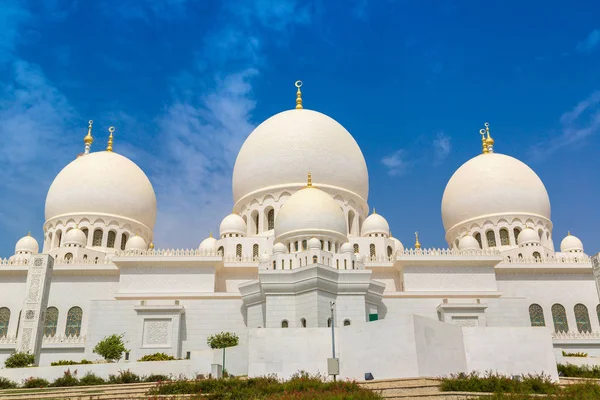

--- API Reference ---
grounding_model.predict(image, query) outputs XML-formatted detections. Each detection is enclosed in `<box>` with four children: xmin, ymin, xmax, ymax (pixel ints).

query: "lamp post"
<box><xmin>330</xmin><ymin>301</ymin><xmax>336</xmax><ymax>381</ymax></box>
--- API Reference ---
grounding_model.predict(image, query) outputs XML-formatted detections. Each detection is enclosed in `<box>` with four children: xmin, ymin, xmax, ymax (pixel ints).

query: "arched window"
<box><xmin>0</xmin><ymin>308</ymin><xmax>10</xmax><ymax>337</ymax></box>
<box><xmin>533</xmin><ymin>252</ymin><xmax>541</xmax><ymax>260</ymax></box>
<box><xmin>281</xmin><ymin>259</ymin><xmax>284</xmax><ymax>269</ymax></box>
<box><xmin>513</xmin><ymin>227</ymin><xmax>521</xmax><ymax>243</ymax></box>
<box><xmin>56</xmin><ymin>230</ymin><xmax>62</xmax><ymax>247</ymax></box>
<box><xmin>65</xmin><ymin>306</ymin><xmax>83</xmax><ymax>337</ymax></box>
<box><xmin>518</xmin><ymin>253</ymin><xmax>523</xmax><ymax>259</ymax></box>
<box><xmin>528</xmin><ymin>304</ymin><xmax>545</xmax><ymax>327</ymax></box>
<box><xmin>327</xmin><ymin>317</ymin><xmax>332</xmax><ymax>327</ymax></box>
<box><xmin>328</xmin><ymin>242</ymin><xmax>332</xmax><ymax>251</ymax></box>
<box><xmin>300</xmin><ymin>318</ymin><xmax>306</xmax><ymax>328</ymax></box>
<box><xmin>486</xmin><ymin>230</ymin><xmax>496</xmax><ymax>247</ymax></box>
<box><xmin>474</xmin><ymin>233</ymin><xmax>482</xmax><ymax>249</ymax></box>
<box><xmin>44</xmin><ymin>307</ymin><xmax>59</xmax><ymax>337</ymax></box>
<box><xmin>348</xmin><ymin>210</ymin><xmax>355</xmax><ymax>235</ymax></box>
<box><xmin>253</xmin><ymin>244</ymin><xmax>259</xmax><ymax>258</ymax></box>
<box><xmin>253</xmin><ymin>212</ymin><xmax>259</xmax><ymax>234</ymax></box>
<box><xmin>455</xmin><ymin>239</ymin><xmax>459</xmax><ymax>248</ymax></box>
<box><xmin>294</xmin><ymin>242</ymin><xmax>299</xmax><ymax>252</ymax></box>
<box><xmin>596</xmin><ymin>304</ymin><xmax>600</xmax><ymax>326</ymax></box>
<box><xmin>551</xmin><ymin>304</ymin><xmax>569</xmax><ymax>333</ymax></box>
<box><xmin>344</xmin><ymin>259</ymin><xmax>347</xmax><ymax>269</ymax></box>
<box><xmin>83</xmin><ymin>254</ymin><xmax>88</xmax><ymax>260</ymax></box>
<box><xmin>92</xmin><ymin>229</ymin><xmax>103</xmax><ymax>246</ymax></box>
<box><xmin>272</xmin><ymin>261</ymin><xmax>276</xmax><ymax>270</ymax></box>
<box><xmin>344</xmin><ymin>319</ymin><xmax>351</xmax><ymax>326</ymax></box>
<box><xmin>65</xmin><ymin>253</ymin><xmax>73</xmax><ymax>261</ymax></box>
<box><xmin>538</xmin><ymin>229</ymin><xmax>543</xmax><ymax>240</ymax></box>
<box><xmin>81</xmin><ymin>228</ymin><xmax>89</xmax><ymax>240</ymax></box>
<box><xmin>575</xmin><ymin>304</ymin><xmax>592</xmax><ymax>333</ymax></box>
<box><xmin>369</xmin><ymin>244</ymin><xmax>376</xmax><ymax>258</ymax></box>
<box><xmin>281</xmin><ymin>320</ymin><xmax>288</xmax><ymax>328</ymax></box>
<box><xmin>236</xmin><ymin>244</ymin><xmax>242</xmax><ymax>258</ymax></box>
<box><xmin>336</xmin><ymin>259</ymin><xmax>339</xmax><ymax>269</ymax></box>
<box><xmin>302</xmin><ymin>240</ymin><xmax>307</xmax><ymax>251</ymax></box>
<box><xmin>499</xmin><ymin>229</ymin><xmax>509</xmax><ymax>246</ymax></box>
<box><xmin>312</xmin><ymin>255</ymin><xmax>318</xmax><ymax>264</ymax></box>
<box><xmin>107</xmin><ymin>231</ymin><xmax>116</xmax><ymax>248</ymax></box>
<box><xmin>267</xmin><ymin>209</ymin><xmax>275</xmax><ymax>230</ymax></box>
<box><xmin>120</xmin><ymin>233</ymin><xmax>128</xmax><ymax>250</ymax></box>
<box><xmin>353</xmin><ymin>244</ymin><xmax>359</xmax><ymax>254</ymax></box>
<box><xmin>320</xmin><ymin>240</ymin><xmax>324</xmax><ymax>250</ymax></box>
<box><xmin>387</xmin><ymin>246</ymin><xmax>393</xmax><ymax>257</ymax></box>
<box><xmin>289</xmin><ymin>260</ymin><xmax>292</xmax><ymax>269</ymax></box>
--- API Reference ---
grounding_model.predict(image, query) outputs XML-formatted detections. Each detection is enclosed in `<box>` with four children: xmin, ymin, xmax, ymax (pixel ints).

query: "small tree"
<box><xmin>4</xmin><ymin>351</ymin><xmax>35</xmax><ymax>368</ymax></box>
<box><xmin>207</xmin><ymin>332</ymin><xmax>239</xmax><ymax>376</ymax></box>
<box><xmin>93</xmin><ymin>334</ymin><xmax>129</xmax><ymax>362</ymax></box>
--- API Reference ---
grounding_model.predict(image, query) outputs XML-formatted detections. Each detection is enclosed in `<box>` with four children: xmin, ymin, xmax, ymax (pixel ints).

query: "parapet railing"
<box><xmin>552</xmin><ymin>331</ymin><xmax>600</xmax><ymax>340</ymax></box>
<box><xmin>0</xmin><ymin>335</ymin><xmax>86</xmax><ymax>345</ymax></box>
<box><xmin>399</xmin><ymin>248</ymin><xmax>501</xmax><ymax>257</ymax></box>
<box><xmin>501</xmin><ymin>255</ymin><xmax>590</xmax><ymax>264</ymax></box>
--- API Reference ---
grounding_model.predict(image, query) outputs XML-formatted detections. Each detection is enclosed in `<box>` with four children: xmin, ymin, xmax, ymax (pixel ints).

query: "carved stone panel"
<box><xmin>143</xmin><ymin>319</ymin><xmax>171</xmax><ymax>347</ymax></box>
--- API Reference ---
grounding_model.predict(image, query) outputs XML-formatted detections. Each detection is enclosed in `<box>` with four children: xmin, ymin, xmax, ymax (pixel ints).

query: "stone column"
<box><xmin>15</xmin><ymin>254</ymin><xmax>54</xmax><ymax>366</ymax></box>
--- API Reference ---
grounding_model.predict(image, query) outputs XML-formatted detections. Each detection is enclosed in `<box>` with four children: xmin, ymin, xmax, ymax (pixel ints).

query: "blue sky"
<box><xmin>1</xmin><ymin>0</ymin><xmax>600</xmax><ymax>256</ymax></box>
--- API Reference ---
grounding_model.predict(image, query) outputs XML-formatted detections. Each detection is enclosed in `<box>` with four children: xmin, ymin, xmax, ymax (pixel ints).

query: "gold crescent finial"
<box><xmin>373</xmin><ymin>208</ymin><xmax>377</xmax><ymax>214</ymax></box>
<box><xmin>484</xmin><ymin>122</ymin><xmax>494</xmax><ymax>153</ymax></box>
<box><xmin>479</xmin><ymin>128</ymin><xmax>488</xmax><ymax>154</ymax></box>
<box><xmin>209</xmin><ymin>231</ymin><xmax>213</xmax><ymax>238</ymax></box>
<box><xmin>568</xmin><ymin>231</ymin><xmax>571</xmax><ymax>236</ymax></box>
<box><xmin>84</xmin><ymin>120</ymin><xmax>94</xmax><ymax>147</ymax></box>
<box><xmin>295</xmin><ymin>80</ymin><xmax>303</xmax><ymax>109</ymax></box>
<box><xmin>414</xmin><ymin>231</ymin><xmax>421</xmax><ymax>249</ymax></box>
<box><xmin>306</xmin><ymin>171</ymin><xmax>313</xmax><ymax>187</ymax></box>
<box><xmin>107</xmin><ymin>126</ymin><xmax>115</xmax><ymax>152</ymax></box>
<box><xmin>27</xmin><ymin>231</ymin><xmax>31</xmax><ymax>237</ymax></box>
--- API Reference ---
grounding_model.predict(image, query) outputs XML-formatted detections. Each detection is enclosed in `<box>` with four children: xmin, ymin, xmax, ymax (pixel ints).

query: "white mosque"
<box><xmin>0</xmin><ymin>82</ymin><xmax>599</xmax><ymax>380</ymax></box>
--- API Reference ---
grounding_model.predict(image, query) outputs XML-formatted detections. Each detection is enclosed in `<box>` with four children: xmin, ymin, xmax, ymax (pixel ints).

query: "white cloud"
<box><xmin>576</xmin><ymin>29</ymin><xmax>600</xmax><ymax>54</ymax></box>
<box><xmin>381</xmin><ymin>149</ymin><xmax>411</xmax><ymax>177</ymax></box>
<box><xmin>530</xmin><ymin>91</ymin><xmax>600</xmax><ymax>161</ymax></box>
<box><xmin>433</xmin><ymin>132</ymin><xmax>451</xmax><ymax>165</ymax></box>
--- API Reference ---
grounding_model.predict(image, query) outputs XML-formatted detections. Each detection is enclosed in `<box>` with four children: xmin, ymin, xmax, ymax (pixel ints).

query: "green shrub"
<box><xmin>4</xmin><ymin>351</ymin><xmax>35</xmax><ymax>368</ymax></box>
<box><xmin>79</xmin><ymin>372</ymin><xmax>105</xmax><ymax>386</ymax></box>
<box><xmin>50</xmin><ymin>359</ymin><xmax>93</xmax><ymax>366</ymax></box>
<box><xmin>144</xmin><ymin>374</ymin><xmax>171</xmax><ymax>382</ymax></box>
<box><xmin>440</xmin><ymin>371</ymin><xmax>557</xmax><ymax>394</ymax></box>
<box><xmin>93</xmin><ymin>334</ymin><xmax>129</xmax><ymax>362</ymax></box>
<box><xmin>108</xmin><ymin>369</ymin><xmax>141</xmax><ymax>384</ymax></box>
<box><xmin>51</xmin><ymin>370</ymin><xmax>80</xmax><ymax>387</ymax></box>
<box><xmin>562</xmin><ymin>351</ymin><xmax>588</xmax><ymax>357</ymax></box>
<box><xmin>557</xmin><ymin>363</ymin><xmax>600</xmax><ymax>378</ymax></box>
<box><xmin>0</xmin><ymin>377</ymin><xmax>17</xmax><ymax>389</ymax></box>
<box><xmin>22</xmin><ymin>377</ymin><xmax>50</xmax><ymax>388</ymax></box>
<box><xmin>138</xmin><ymin>352</ymin><xmax>176</xmax><ymax>362</ymax></box>
<box><xmin>476</xmin><ymin>382</ymin><xmax>600</xmax><ymax>399</ymax></box>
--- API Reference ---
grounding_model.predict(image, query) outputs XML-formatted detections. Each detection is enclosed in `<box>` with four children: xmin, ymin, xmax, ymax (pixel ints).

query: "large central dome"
<box><xmin>232</xmin><ymin>109</ymin><xmax>369</xmax><ymax>205</ymax></box>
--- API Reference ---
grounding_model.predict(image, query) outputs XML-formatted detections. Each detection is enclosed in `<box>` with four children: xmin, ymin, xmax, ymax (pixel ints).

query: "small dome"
<box><xmin>125</xmin><ymin>235</ymin><xmax>148</xmax><ymax>250</ymax></box>
<box><xmin>308</xmin><ymin>238</ymin><xmax>321</xmax><ymax>249</ymax></box>
<box><xmin>340</xmin><ymin>242</ymin><xmax>353</xmax><ymax>254</ymax></box>
<box><xmin>259</xmin><ymin>251</ymin><xmax>271</xmax><ymax>262</ymax></box>
<box><xmin>518</xmin><ymin>228</ymin><xmax>540</xmax><ymax>246</ymax></box>
<box><xmin>63</xmin><ymin>227</ymin><xmax>87</xmax><ymax>247</ymax></box>
<box><xmin>219</xmin><ymin>214</ymin><xmax>246</xmax><ymax>237</ymax></box>
<box><xmin>561</xmin><ymin>233</ymin><xmax>584</xmax><ymax>253</ymax></box>
<box><xmin>458</xmin><ymin>235</ymin><xmax>480</xmax><ymax>250</ymax></box>
<box><xmin>199</xmin><ymin>236</ymin><xmax>217</xmax><ymax>252</ymax></box>
<box><xmin>274</xmin><ymin>185</ymin><xmax>347</xmax><ymax>242</ymax></box>
<box><xmin>15</xmin><ymin>235</ymin><xmax>39</xmax><ymax>254</ymax></box>
<box><xmin>362</xmin><ymin>212</ymin><xmax>390</xmax><ymax>237</ymax></box>
<box><xmin>273</xmin><ymin>242</ymin><xmax>287</xmax><ymax>254</ymax></box>
<box><xmin>391</xmin><ymin>237</ymin><xmax>404</xmax><ymax>253</ymax></box>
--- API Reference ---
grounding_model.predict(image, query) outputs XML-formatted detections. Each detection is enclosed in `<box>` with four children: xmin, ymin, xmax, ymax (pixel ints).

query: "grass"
<box><xmin>557</xmin><ymin>363</ymin><xmax>600</xmax><ymax>378</ymax></box>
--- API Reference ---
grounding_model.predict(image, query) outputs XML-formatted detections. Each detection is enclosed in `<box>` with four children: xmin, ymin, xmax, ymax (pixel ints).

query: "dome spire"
<box><xmin>414</xmin><ymin>231</ymin><xmax>421</xmax><ymax>249</ymax></box>
<box><xmin>479</xmin><ymin>122</ymin><xmax>494</xmax><ymax>154</ymax></box>
<box><xmin>106</xmin><ymin>126</ymin><xmax>115</xmax><ymax>152</ymax></box>
<box><xmin>84</xmin><ymin>120</ymin><xmax>94</xmax><ymax>154</ymax></box>
<box><xmin>295</xmin><ymin>80</ymin><xmax>303</xmax><ymax>109</ymax></box>
<box><xmin>306</xmin><ymin>171</ymin><xmax>313</xmax><ymax>187</ymax></box>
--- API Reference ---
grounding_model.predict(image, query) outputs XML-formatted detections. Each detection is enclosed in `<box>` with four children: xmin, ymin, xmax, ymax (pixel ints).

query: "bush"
<box><xmin>79</xmin><ymin>372</ymin><xmax>105</xmax><ymax>386</ymax></box>
<box><xmin>50</xmin><ymin>359</ymin><xmax>93</xmax><ymax>366</ymax></box>
<box><xmin>557</xmin><ymin>363</ymin><xmax>600</xmax><ymax>378</ymax></box>
<box><xmin>561</xmin><ymin>351</ymin><xmax>588</xmax><ymax>357</ymax></box>
<box><xmin>138</xmin><ymin>352</ymin><xmax>176</xmax><ymax>362</ymax></box>
<box><xmin>144</xmin><ymin>374</ymin><xmax>171</xmax><ymax>382</ymax></box>
<box><xmin>51</xmin><ymin>370</ymin><xmax>80</xmax><ymax>387</ymax></box>
<box><xmin>4</xmin><ymin>351</ymin><xmax>35</xmax><ymax>368</ymax></box>
<box><xmin>108</xmin><ymin>370</ymin><xmax>141</xmax><ymax>384</ymax></box>
<box><xmin>477</xmin><ymin>382</ymin><xmax>600</xmax><ymax>399</ymax></box>
<box><xmin>22</xmin><ymin>377</ymin><xmax>50</xmax><ymax>388</ymax></box>
<box><xmin>0</xmin><ymin>377</ymin><xmax>17</xmax><ymax>389</ymax></box>
<box><xmin>93</xmin><ymin>334</ymin><xmax>129</xmax><ymax>362</ymax></box>
<box><xmin>440</xmin><ymin>371</ymin><xmax>557</xmax><ymax>394</ymax></box>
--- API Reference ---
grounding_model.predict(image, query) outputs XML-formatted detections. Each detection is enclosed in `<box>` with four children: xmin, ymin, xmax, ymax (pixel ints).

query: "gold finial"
<box><xmin>480</xmin><ymin>122</ymin><xmax>494</xmax><ymax>154</ymax></box>
<box><xmin>568</xmin><ymin>231</ymin><xmax>571</xmax><ymax>236</ymax></box>
<box><xmin>479</xmin><ymin>127</ymin><xmax>488</xmax><ymax>154</ymax></box>
<box><xmin>107</xmin><ymin>126</ymin><xmax>115</xmax><ymax>152</ymax></box>
<box><xmin>209</xmin><ymin>231</ymin><xmax>213</xmax><ymax>238</ymax></box>
<box><xmin>306</xmin><ymin>171</ymin><xmax>313</xmax><ymax>188</ymax></box>
<box><xmin>373</xmin><ymin>208</ymin><xmax>377</xmax><ymax>214</ymax></box>
<box><xmin>27</xmin><ymin>231</ymin><xmax>31</xmax><ymax>237</ymax></box>
<box><xmin>295</xmin><ymin>80</ymin><xmax>303</xmax><ymax>109</ymax></box>
<box><xmin>414</xmin><ymin>231</ymin><xmax>421</xmax><ymax>249</ymax></box>
<box><xmin>84</xmin><ymin>120</ymin><xmax>94</xmax><ymax>154</ymax></box>
<box><xmin>149</xmin><ymin>242</ymin><xmax>155</xmax><ymax>249</ymax></box>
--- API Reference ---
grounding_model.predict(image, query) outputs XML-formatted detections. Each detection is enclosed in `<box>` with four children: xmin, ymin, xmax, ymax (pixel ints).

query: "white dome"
<box><xmin>199</xmin><ymin>236</ymin><xmax>217</xmax><ymax>252</ymax></box>
<box><xmin>219</xmin><ymin>214</ymin><xmax>246</xmax><ymax>237</ymax></box>
<box><xmin>340</xmin><ymin>242</ymin><xmax>353</xmax><ymax>254</ymax></box>
<box><xmin>273</xmin><ymin>242</ymin><xmax>287</xmax><ymax>254</ymax></box>
<box><xmin>441</xmin><ymin>153</ymin><xmax>551</xmax><ymax>232</ymax></box>
<box><xmin>232</xmin><ymin>109</ymin><xmax>369</xmax><ymax>204</ymax></box>
<box><xmin>274</xmin><ymin>186</ymin><xmax>347</xmax><ymax>242</ymax></box>
<box><xmin>63</xmin><ymin>228</ymin><xmax>87</xmax><ymax>247</ymax></box>
<box><xmin>45</xmin><ymin>152</ymin><xmax>157</xmax><ymax>229</ymax></box>
<box><xmin>561</xmin><ymin>233</ymin><xmax>584</xmax><ymax>252</ymax></box>
<box><xmin>15</xmin><ymin>235</ymin><xmax>39</xmax><ymax>254</ymax></box>
<box><xmin>517</xmin><ymin>228</ymin><xmax>540</xmax><ymax>246</ymax></box>
<box><xmin>308</xmin><ymin>238</ymin><xmax>321</xmax><ymax>249</ymax></box>
<box><xmin>458</xmin><ymin>235</ymin><xmax>480</xmax><ymax>250</ymax></box>
<box><xmin>362</xmin><ymin>212</ymin><xmax>390</xmax><ymax>236</ymax></box>
<box><xmin>391</xmin><ymin>237</ymin><xmax>404</xmax><ymax>253</ymax></box>
<box><xmin>125</xmin><ymin>235</ymin><xmax>148</xmax><ymax>250</ymax></box>
<box><xmin>259</xmin><ymin>251</ymin><xmax>271</xmax><ymax>262</ymax></box>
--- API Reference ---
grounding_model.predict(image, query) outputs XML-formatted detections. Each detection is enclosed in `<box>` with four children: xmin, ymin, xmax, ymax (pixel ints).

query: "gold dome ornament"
<box><xmin>479</xmin><ymin>122</ymin><xmax>494</xmax><ymax>154</ymax></box>
<box><xmin>84</xmin><ymin>120</ymin><xmax>94</xmax><ymax>154</ymax></box>
<box><xmin>295</xmin><ymin>80</ymin><xmax>303</xmax><ymax>109</ymax></box>
<box><xmin>149</xmin><ymin>242</ymin><xmax>154</xmax><ymax>250</ymax></box>
<box><xmin>414</xmin><ymin>231</ymin><xmax>421</xmax><ymax>249</ymax></box>
<box><xmin>106</xmin><ymin>126</ymin><xmax>115</xmax><ymax>152</ymax></box>
<box><xmin>305</xmin><ymin>171</ymin><xmax>314</xmax><ymax>188</ymax></box>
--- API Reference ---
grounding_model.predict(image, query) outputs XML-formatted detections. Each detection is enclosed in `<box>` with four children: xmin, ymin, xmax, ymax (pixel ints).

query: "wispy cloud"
<box><xmin>433</xmin><ymin>132</ymin><xmax>451</xmax><ymax>165</ymax></box>
<box><xmin>531</xmin><ymin>91</ymin><xmax>600</xmax><ymax>161</ymax></box>
<box><xmin>381</xmin><ymin>149</ymin><xmax>411</xmax><ymax>177</ymax></box>
<box><xmin>577</xmin><ymin>29</ymin><xmax>600</xmax><ymax>54</ymax></box>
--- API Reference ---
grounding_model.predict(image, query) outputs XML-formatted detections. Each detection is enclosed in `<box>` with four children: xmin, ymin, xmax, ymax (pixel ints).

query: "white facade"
<box><xmin>0</xmin><ymin>90</ymin><xmax>598</xmax><ymax>380</ymax></box>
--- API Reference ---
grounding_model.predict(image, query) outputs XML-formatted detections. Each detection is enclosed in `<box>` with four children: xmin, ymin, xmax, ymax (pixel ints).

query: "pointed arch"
<box><xmin>44</xmin><ymin>307</ymin><xmax>59</xmax><ymax>337</ymax></box>
<box><xmin>369</xmin><ymin>244</ymin><xmax>376</xmax><ymax>257</ymax></box>
<box><xmin>107</xmin><ymin>231</ymin><xmax>116</xmax><ymax>248</ymax></box>
<box><xmin>551</xmin><ymin>304</ymin><xmax>568</xmax><ymax>333</ymax></box>
<box><xmin>253</xmin><ymin>244</ymin><xmax>259</xmax><ymax>258</ymax></box>
<box><xmin>236</xmin><ymin>244</ymin><xmax>242</xmax><ymax>258</ymax></box>
<box><xmin>0</xmin><ymin>308</ymin><xmax>10</xmax><ymax>337</ymax></box>
<box><xmin>574</xmin><ymin>304</ymin><xmax>592</xmax><ymax>333</ymax></box>
<box><xmin>499</xmin><ymin>228</ymin><xmax>509</xmax><ymax>246</ymax></box>
<box><xmin>353</xmin><ymin>243</ymin><xmax>359</xmax><ymax>254</ymax></box>
<box><xmin>486</xmin><ymin>230</ymin><xmax>496</xmax><ymax>247</ymax></box>
<box><xmin>474</xmin><ymin>232</ymin><xmax>482</xmax><ymax>249</ymax></box>
<box><xmin>528</xmin><ymin>304</ymin><xmax>545</xmax><ymax>327</ymax></box>
<box><xmin>92</xmin><ymin>229</ymin><xmax>103</xmax><ymax>246</ymax></box>
<box><xmin>65</xmin><ymin>307</ymin><xmax>83</xmax><ymax>337</ymax></box>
